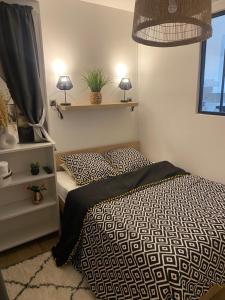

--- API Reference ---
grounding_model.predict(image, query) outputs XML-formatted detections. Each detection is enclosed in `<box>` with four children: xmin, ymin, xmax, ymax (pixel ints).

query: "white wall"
<box><xmin>39</xmin><ymin>0</ymin><xmax>138</xmax><ymax>151</ymax></box>
<box><xmin>138</xmin><ymin>2</ymin><xmax>225</xmax><ymax>184</ymax></box>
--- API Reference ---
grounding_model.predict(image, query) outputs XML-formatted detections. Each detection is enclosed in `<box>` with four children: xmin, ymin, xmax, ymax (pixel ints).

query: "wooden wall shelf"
<box><xmin>60</xmin><ymin>101</ymin><xmax>139</xmax><ymax>111</ymax></box>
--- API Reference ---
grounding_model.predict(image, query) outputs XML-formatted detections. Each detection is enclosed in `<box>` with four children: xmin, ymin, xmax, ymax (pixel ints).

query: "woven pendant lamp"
<box><xmin>132</xmin><ymin>0</ymin><xmax>212</xmax><ymax>47</ymax></box>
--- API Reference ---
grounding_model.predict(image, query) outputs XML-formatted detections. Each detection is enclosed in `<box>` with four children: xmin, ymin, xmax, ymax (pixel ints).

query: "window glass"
<box><xmin>199</xmin><ymin>12</ymin><xmax>225</xmax><ymax>115</ymax></box>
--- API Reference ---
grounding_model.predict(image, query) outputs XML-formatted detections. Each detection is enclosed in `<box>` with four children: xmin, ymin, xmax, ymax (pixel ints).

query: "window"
<box><xmin>199</xmin><ymin>11</ymin><xmax>225</xmax><ymax>116</ymax></box>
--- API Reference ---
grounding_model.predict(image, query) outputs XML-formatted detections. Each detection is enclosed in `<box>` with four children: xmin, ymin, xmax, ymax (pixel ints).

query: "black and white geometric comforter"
<box><xmin>75</xmin><ymin>175</ymin><xmax>225</xmax><ymax>300</ymax></box>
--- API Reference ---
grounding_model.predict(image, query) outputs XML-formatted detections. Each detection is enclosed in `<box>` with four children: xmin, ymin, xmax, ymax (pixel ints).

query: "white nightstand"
<box><xmin>0</xmin><ymin>142</ymin><xmax>59</xmax><ymax>252</ymax></box>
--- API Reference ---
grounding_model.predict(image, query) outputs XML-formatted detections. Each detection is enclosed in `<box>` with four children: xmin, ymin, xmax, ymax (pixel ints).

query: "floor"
<box><xmin>1</xmin><ymin>232</ymin><xmax>97</xmax><ymax>299</ymax></box>
<box><xmin>0</xmin><ymin>232</ymin><xmax>59</xmax><ymax>269</ymax></box>
<box><xmin>2</xmin><ymin>251</ymin><xmax>96</xmax><ymax>299</ymax></box>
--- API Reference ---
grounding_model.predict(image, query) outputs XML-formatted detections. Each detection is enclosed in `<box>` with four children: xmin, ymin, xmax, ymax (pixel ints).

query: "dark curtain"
<box><xmin>0</xmin><ymin>2</ymin><xmax>47</xmax><ymax>141</ymax></box>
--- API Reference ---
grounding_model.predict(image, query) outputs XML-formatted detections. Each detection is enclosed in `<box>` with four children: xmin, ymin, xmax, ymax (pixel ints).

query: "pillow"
<box><xmin>104</xmin><ymin>147</ymin><xmax>151</xmax><ymax>174</ymax></box>
<box><xmin>61</xmin><ymin>152</ymin><xmax>117</xmax><ymax>185</ymax></box>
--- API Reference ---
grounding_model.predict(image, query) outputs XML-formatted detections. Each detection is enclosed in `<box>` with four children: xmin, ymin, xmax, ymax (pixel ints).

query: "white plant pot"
<box><xmin>0</xmin><ymin>127</ymin><xmax>17</xmax><ymax>149</ymax></box>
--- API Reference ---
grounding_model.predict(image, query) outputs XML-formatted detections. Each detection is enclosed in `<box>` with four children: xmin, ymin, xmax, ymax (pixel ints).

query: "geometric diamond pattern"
<box><xmin>73</xmin><ymin>175</ymin><xmax>225</xmax><ymax>300</ymax></box>
<box><xmin>2</xmin><ymin>252</ymin><xmax>96</xmax><ymax>300</ymax></box>
<box><xmin>104</xmin><ymin>147</ymin><xmax>152</xmax><ymax>174</ymax></box>
<box><xmin>61</xmin><ymin>152</ymin><xmax>117</xmax><ymax>185</ymax></box>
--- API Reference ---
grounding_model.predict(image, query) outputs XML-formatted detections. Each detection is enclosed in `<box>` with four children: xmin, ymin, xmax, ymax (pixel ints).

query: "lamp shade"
<box><xmin>132</xmin><ymin>0</ymin><xmax>212</xmax><ymax>47</ymax></box>
<box><xmin>56</xmin><ymin>76</ymin><xmax>73</xmax><ymax>90</ymax></box>
<box><xmin>119</xmin><ymin>78</ymin><xmax>132</xmax><ymax>91</ymax></box>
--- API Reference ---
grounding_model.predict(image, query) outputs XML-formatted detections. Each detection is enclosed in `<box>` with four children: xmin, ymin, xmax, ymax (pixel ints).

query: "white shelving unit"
<box><xmin>0</xmin><ymin>170</ymin><xmax>55</xmax><ymax>189</ymax></box>
<box><xmin>0</xmin><ymin>142</ymin><xmax>59</xmax><ymax>252</ymax></box>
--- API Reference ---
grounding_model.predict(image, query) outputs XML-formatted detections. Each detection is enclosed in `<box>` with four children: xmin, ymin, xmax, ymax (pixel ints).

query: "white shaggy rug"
<box><xmin>2</xmin><ymin>251</ymin><xmax>96</xmax><ymax>300</ymax></box>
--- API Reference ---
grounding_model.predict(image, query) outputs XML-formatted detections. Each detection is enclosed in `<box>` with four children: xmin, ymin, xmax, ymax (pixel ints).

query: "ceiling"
<box><xmin>81</xmin><ymin>0</ymin><xmax>223</xmax><ymax>12</ymax></box>
<box><xmin>80</xmin><ymin>0</ymin><xmax>135</xmax><ymax>11</ymax></box>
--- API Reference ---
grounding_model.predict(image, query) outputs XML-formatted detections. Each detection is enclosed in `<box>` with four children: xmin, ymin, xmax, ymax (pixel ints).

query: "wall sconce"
<box><xmin>53</xmin><ymin>60</ymin><xmax>66</xmax><ymax>77</ymax></box>
<box><xmin>116</xmin><ymin>63</ymin><xmax>127</xmax><ymax>79</ymax></box>
<box><xmin>56</xmin><ymin>76</ymin><xmax>73</xmax><ymax>106</ymax></box>
<box><xmin>119</xmin><ymin>78</ymin><xmax>132</xmax><ymax>102</ymax></box>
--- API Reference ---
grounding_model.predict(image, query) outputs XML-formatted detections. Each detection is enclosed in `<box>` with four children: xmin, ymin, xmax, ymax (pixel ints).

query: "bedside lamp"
<box><xmin>56</xmin><ymin>76</ymin><xmax>73</xmax><ymax>106</ymax></box>
<box><xmin>119</xmin><ymin>78</ymin><xmax>132</xmax><ymax>102</ymax></box>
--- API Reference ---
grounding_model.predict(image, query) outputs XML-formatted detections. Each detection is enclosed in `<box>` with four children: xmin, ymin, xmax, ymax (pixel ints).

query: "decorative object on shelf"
<box><xmin>0</xmin><ymin>77</ymin><xmax>17</xmax><ymax>138</ymax></box>
<box><xmin>7</xmin><ymin>103</ymin><xmax>17</xmax><ymax>124</ymax></box>
<box><xmin>0</xmin><ymin>94</ymin><xmax>17</xmax><ymax>150</ymax></box>
<box><xmin>0</xmin><ymin>76</ymin><xmax>12</xmax><ymax>104</ymax></box>
<box><xmin>82</xmin><ymin>69</ymin><xmax>109</xmax><ymax>104</ymax></box>
<box><xmin>0</xmin><ymin>161</ymin><xmax>9</xmax><ymax>176</ymax></box>
<box><xmin>7</xmin><ymin>103</ymin><xmax>19</xmax><ymax>142</ymax></box>
<box><xmin>43</xmin><ymin>166</ymin><xmax>53</xmax><ymax>174</ymax></box>
<box><xmin>17</xmin><ymin>107</ymin><xmax>35</xmax><ymax>143</ymax></box>
<box><xmin>30</xmin><ymin>162</ymin><xmax>40</xmax><ymax>175</ymax></box>
<box><xmin>56</xmin><ymin>76</ymin><xmax>73</xmax><ymax>106</ymax></box>
<box><xmin>0</xmin><ymin>94</ymin><xmax>8</xmax><ymax>129</ymax></box>
<box><xmin>119</xmin><ymin>78</ymin><xmax>132</xmax><ymax>102</ymax></box>
<box><xmin>0</xmin><ymin>161</ymin><xmax>12</xmax><ymax>187</ymax></box>
<box><xmin>27</xmin><ymin>184</ymin><xmax>47</xmax><ymax>205</ymax></box>
<box><xmin>90</xmin><ymin>92</ymin><xmax>102</xmax><ymax>105</ymax></box>
<box><xmin>0</xmin><ymin>127</ymin><xmax>17</xmax><ymax>150</ymax></box>
<box><xmin>132</xmin><ymin>0</ymin><xmax>212</xmax><ymax>47</ymax></box>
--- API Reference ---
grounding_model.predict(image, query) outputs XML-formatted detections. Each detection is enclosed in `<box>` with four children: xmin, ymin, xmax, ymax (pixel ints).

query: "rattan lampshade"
<box><xmin>132</xmin><ymin>0</ymin><xmax>212</xmax><ymax>47</ymax></box>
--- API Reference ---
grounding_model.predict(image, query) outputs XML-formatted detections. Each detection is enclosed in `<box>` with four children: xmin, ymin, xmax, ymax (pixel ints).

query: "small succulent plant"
<box><xmin>30</xmin><ymin>162</ymin><xmax>40</xmax><ymax>175</ymax></box>
<box><xmin>27</xmin><ymin>184</ymin><xmax>47</xmax><ymax>193</ymax></box>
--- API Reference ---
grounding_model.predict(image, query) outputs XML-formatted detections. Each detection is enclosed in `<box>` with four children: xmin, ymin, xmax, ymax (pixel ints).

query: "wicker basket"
<box><xmin>90</xmin><ymin>92</ymin><xmax>102</xmax><ymax>104</ymax></box>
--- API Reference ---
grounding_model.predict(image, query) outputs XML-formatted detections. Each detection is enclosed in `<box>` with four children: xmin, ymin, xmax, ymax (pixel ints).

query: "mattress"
<box><xmin>56</xmin><ymin>171</ymin><xmax>79</xmax><ymax>202</ymax></box>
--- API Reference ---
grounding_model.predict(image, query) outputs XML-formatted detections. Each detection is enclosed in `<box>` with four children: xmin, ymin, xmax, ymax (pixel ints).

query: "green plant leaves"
<box><xmin>82</xmin><ymin>69</ymin><xmax>109</xmax><ymax>92</ymax></box>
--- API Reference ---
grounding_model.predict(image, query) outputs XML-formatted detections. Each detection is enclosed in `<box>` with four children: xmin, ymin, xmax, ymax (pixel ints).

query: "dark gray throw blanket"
<box><xmin>52</xmin><ymin>161</ymin><xmax>188</xmax><ymax>266</ymax></box>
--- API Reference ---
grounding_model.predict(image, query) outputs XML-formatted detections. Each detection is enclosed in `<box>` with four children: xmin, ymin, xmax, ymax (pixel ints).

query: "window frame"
<box><xmin>198</xmin><ymin>10</ymin><xmax>225</xmax><ymax>117</ymax></box>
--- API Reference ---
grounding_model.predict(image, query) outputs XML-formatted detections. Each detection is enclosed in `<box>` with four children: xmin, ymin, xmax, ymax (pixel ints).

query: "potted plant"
<box><xmin>27</xmin><ymin>184</ymin><xmax>47</xmax><ymax>205</ymax></box>
<box><xmin>82</xmin><ymin>69</ymin><xmax>109</xmax><ymax>104</ymax></box>
<box><xmin>30</xmin><ymin>162</ymin><xmax>40</xmax><ymax>175</ymax></box>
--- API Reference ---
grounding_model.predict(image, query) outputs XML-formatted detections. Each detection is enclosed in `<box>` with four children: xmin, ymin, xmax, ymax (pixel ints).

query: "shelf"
<box><xmin>0</xmin><ymin>140</ymin><xmax>59</xmax><ymax>252</ymax></box>
<box><xmin>60</xmin><ymin>101</ymin><xmax>139</xmax><ymax>111</ymax></box>
<box><xmin>0</xmin><ymin>142</ymin><xmax>54</xmax><ymax>155</ymax></box>
<box><xmin>0</xmin><ymin>205</ymin><xmax>59</xmax><ymax>251</ymax></box>
<box><xmin>0</xmin><ymin>196</ymin><xmax>57</xmax><ymax>221</ymax></box>
<box><xmin>0</xmin><ymin>170</ymin><xmax>55</xmax><ymax>189</ymax></box>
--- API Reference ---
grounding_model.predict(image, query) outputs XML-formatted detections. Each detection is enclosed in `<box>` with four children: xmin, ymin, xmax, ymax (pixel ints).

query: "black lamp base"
<box><xmin>120</xmin><ymin>100</ymin><xmax>129</xmax><ymax>103</ymax></box>
<box><xmin>60</xmin><ymin>102</ymin><xmax>71</xmax><ymax>106</ymax></box>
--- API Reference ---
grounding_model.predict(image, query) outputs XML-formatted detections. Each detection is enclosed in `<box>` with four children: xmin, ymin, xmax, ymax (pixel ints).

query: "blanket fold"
<box><xmin>52</xmin><ymin>161</ymin><xmax>188</xmax><ymax>266</ymax></box>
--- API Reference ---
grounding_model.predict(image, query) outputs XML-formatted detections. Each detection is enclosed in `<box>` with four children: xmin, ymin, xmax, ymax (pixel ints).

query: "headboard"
<box><xmin>55</xmin><ymin>141</ymin><xmax>140</xmax><ymax>171</ymax></box>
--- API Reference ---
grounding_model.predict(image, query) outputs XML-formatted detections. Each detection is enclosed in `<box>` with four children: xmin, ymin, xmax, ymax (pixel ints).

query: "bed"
<box><xmin>55</xmin><ymin>141</ymin><xmax>140</xmax><ymax>210</ymax></box>
<box><xmin>53</xmin><ymin>142</ymin><xmax>225</xmax><ymax>300</ymax></box>
<box><xmin>56</xmin><ymin>171</ymin><xmax>79</xmax><ymax>206</ymax></box>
